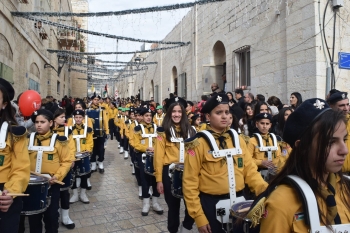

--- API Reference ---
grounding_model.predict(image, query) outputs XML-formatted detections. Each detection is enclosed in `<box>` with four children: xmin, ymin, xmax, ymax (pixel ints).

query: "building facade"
<box><xmin>116</xmin><ymin>0</ymin><xmax>350</xmax><ymax>104</ymax></box>
<box><xmin>0</xmin><ymin>0</ymin><xmax>88</xmax><ymax>100</ymax></box>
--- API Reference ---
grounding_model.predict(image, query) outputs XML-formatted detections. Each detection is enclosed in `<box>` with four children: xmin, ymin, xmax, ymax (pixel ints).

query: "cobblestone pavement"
<box><xmin>25</xmin><ymin>139</ymin><xmax>199</xmax><ymax>233</ymax></box>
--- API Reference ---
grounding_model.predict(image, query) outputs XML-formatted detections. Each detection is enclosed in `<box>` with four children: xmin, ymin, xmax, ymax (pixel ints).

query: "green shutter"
<box><xmin>0</xmin><ymin>63</ymin><xmax>14</xmax><ymax>84</ymax></box>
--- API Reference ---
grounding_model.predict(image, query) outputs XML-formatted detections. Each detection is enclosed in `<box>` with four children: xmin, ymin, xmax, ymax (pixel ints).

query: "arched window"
<box><xmin>30</xmin><ymin>63</ymin><xmax>40</xmax><ymax>78</ymax></box>
<box><xmin>29</xmin><ymin>63</ymin><xmax>40</xmax><ymax>92</ymax></box>
<box><xmin>0</xmin><ymin>34</ymin><xmax>13</xmax><ymax>61</ymax></box>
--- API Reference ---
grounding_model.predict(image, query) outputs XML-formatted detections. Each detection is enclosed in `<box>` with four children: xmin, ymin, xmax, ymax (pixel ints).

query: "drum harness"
<box><xmin>0</xmin><ymin>122</ymin><xmax>9</xmax><ymax>149</ymax></box>
<box><xmin>70</xmin><ymin>120</ymin><xmax>88</xmax><ymax>152</ymax></box>
<box><xmin>198</xmin><ymin>129</ymin><xmax>244</xmax><ymax>227</ymax></box>
<box><xmin>139</xmin><ymin>124</ymin><xmax>157</xmax><ymax>164</ymax></box>
<box><xmin>253</xmin><ymin>133</ymin><xmax>278</xmax><ymax>179</ymax></box>
<box><xmin>28</xmin><ymin>132</ymin><xmax>58</xmax><ymax>175</ymax></box>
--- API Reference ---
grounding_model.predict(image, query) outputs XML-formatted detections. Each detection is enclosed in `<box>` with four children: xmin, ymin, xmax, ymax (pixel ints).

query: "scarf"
<box><xmin>53</xmin><ymin>126</ymin><xmax>64</xmax><ymax>132</ymax></box>
<box><xmin>36</xmin><ymin>131</ymin><xmax>53</xmax><ymax>146</ymax></box>
<box><xmin>90</xmin><ymin>104</ymin><xmax>99</xmax><ymax>110</ymax></box>
<box><xmin>261</xmin><ymin>134</ymin><xmax>276</xmax><ymax>159</ymax></box>
<box><xmin>74</xmin><ymin>124</ymin><xmax>85</xmax><ymax>135</ymax></box>
<box><xmin>319</xmin><ymin>173</ymin><xmax>341</xmax><ymax>225</ymax></box>
<box><xmin>143</xmin><ymin>123</ymin><xmax>154</xmax><ymax>134</ymax></box>
<box><xmin>207</xmin><ymin>125</ymin><xmax>230</xmax><ymax>150</ymax></box>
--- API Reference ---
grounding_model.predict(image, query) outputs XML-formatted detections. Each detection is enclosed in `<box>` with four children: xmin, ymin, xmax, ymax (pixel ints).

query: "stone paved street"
<box><xmin>25</xmin><ymin>139</ymin><xmax>198</xmax><ymax>233</ymax></box>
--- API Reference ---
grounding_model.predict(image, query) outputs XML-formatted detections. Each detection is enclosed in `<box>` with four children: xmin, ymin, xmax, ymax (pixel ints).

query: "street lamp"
<box><xmin>57</xmin><ymin>55</ymin><xmax>67</xmax><ymax>76</ymax></box>
<box><xmin>134</xmin><ymin>56</ymin><xmax>141</xmax><ymax>69</ymax></box>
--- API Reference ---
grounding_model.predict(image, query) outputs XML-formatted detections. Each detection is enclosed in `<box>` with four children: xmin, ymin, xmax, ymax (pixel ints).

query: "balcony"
<box><xmin>58</xmin><ymin>30</ymin><xmax>78</xmax><ymax>47</ymax></box>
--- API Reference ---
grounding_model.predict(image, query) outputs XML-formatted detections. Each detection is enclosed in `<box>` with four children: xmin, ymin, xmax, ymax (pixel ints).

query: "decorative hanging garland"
<box><xmin>49</xmin><ymin>42</ymin><xmax>190</xmax><ymax>55</ymax></box>
<box><xmin>11</xmin><ymin>0</ymin><xmax>225</xmax><ymax>17</ymax></box>
<box><xmin>18</xmin><ymin>16</ymin><xmax>187</xmax><ymax>45</ymax></box>
<box><xmin>94</xmin><ymin>59</ymin><xmax>158</xmax><ymax>65</ymax></box>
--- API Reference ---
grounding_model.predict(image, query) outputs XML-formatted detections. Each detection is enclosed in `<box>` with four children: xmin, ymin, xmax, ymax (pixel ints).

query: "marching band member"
<box><xmin>154</xmin><ymin>97</ymin><xmax>195</xmax><ymax>233</ymax></box>
<box><xmin>326</xmin><ymin>91</ymin><xmax>350</xmax><ymax>172</ymax></box>
<box><xmin>153</xmin><ymin>105</ymin><xmax>165</xmax><ymax>127</ymax></box>
<box><xmin>186</xmin><ymin>101</ymin><xmax>194</xmax><ymax>116</ymax></box>
<box><xmin>27</xmin><ymin>109</ymin><xmax>72</xmax><ymax>233</ymax></box>
<box><xmin>88</xmin><ymin>95</ymin><xmax>109</xmax><ymax>173</ymax></box>
<box><xmin>0</xmin><ymin>79</ymin><xmax>30</xmax><ymax>233</ymax></box>
<box><xmin>108</xmin><ymin>102</ymin><xmax>118</xmax><ymax>140</ymax></box>
<box><xmin>247</xmin><ymin>113</ymin><xmax>282</xmax><ymax>175</ymax></box>
<box><xmin>52</xmin><ymin>108</ymin><xmax>76</xmax><ymax>229</ymax></box>
<box><xmin>66</xmin><ymin>100</ymin><xmax>94</xmax><ymax>128</ymax></box>
<box><xmin>190</xmin><ymin>114</ymin><xmax>206</xmax><ymax>132</ymax></box>
<box><xmin>128</xmin><ymin>108</ymin><xmax>143</xmax><ymax>198</ymax></box>
<box><xmin>120</xmin><ymin>108</ymin><xmax>130</xmax><ymax>159</ymax></box>
<box><xmin>251</xmin><ymin>98</ymin><xmax>350</xmax><ymax>232</ymax></box>
<box><xmin>69</xmin><ymin>110</ymin><xmax>94</xmax><ymax>204</ymax></box>
<box><xmin>183</xmin><ymin>93</ymin><xmax>268</xmax><ymax>233</ymax></box>
<box><xmin>117</xmin><ymin>108</ymin><xmax>125</xmax><ymax>154</ymax></box>
<box><xmin>133</xmin><ymin>108</ymin><xmax>164</xmax><ymax>216</ymax></box>
<box><xmin>114</xmin><ymin>107</ymin><xmax>123</xmax><ymax>150</ymax></box>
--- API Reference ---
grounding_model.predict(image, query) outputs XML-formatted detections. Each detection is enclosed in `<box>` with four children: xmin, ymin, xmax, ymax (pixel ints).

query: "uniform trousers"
<box><xmin>71</xmin><ymin>174</ymin><xmax>89</xmax><ymax>189</ymax></box>
<box><xmin>108</xmin><ymin>119</ymin><xmax>117</xmax><ymax>140</ymax></box>
<box><xmin>130</xmin><ymin>148</ymin><xmax>141</xmax><ymax>186</ymax></box>
<box><xmin>136</xmin><ymin>152</ymin><xmax>160</xmax><ymax>198</ymax></box>
<box><xmin>28</xmin><ymin>184</ymin><xmax>61</xmax><ymax>233</ymax></box>
<box><xmin>162</xmin><ymin>165</ymin><xmax>194</xmax><ymax>233</ymax></box>
<box><xmin>59</xmin><ymin>190</ymin><xmax>70</xmax><ymax>210</ymax></box>
<box><xmin>123</xmin><ymin>137</ymin><xmax>129</xmax><ymax>151</ymax></box>
<box><xmin>91</xmin><ymin>137</ymin><xmax>105</xmax><ymax>162</ymax></box>
<box><xmin>116</xmin><ymin>126</ymin><xmax>121</xmax><ymax>142</ymax></box>
<box><xmin>0</xmin><ymin>183</ymin><xmax>22</xmax><ymax>233</ymax></box>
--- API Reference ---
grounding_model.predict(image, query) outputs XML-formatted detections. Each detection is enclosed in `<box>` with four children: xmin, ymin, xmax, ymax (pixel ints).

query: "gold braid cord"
<box><xmin>246</xmin><ymin>197</ymin><xmax>266</xmax><ymax>228</ymax></box>
<box><xmin>184</xmin><ymin>137</ymin><xmax>199</xmax><ymax>150</ymax></box>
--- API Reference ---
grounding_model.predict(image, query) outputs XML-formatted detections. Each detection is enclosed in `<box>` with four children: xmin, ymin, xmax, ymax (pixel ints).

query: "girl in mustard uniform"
<box><xmin>0</xmin><ymin>78</ymin><xmax>30</xmax><ymax>233</ymax></box>
<box><xmin>28</xmin><ymin>109</ymin><xmax>72</xmax><ymax>233</ymax></box>
<box><xmin>252</xmin><ymin>98</ymin><xmax>350</xmax><ymax>232</ymax></box>
<box><xmin>154</xmin><ymin>97</ymin><xmax>195</xmax><ymax>233</ymax></box>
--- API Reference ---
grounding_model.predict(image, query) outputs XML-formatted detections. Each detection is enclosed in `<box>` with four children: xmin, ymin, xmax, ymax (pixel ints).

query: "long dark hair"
<box><xmin>0</xmin><ymin>85</ymin><xmax>17</xmax><ymax>127</ymax></box>
<box><xmin>268</xmin><ymin>110</ymin><xmax>350</xmax><ymax>228</ymax></box>
<box><xmin>275</xmin><ymin>107</ymin><xmax>293</xmax><ymax>137</ymax></box>
<box><xmin>253</xmin><ymin>101</ymin><xmax>269</xmax><ymax>117</ymax></box>
<box><xmin>291</xmin><ymin>92</ymin><xmax>303</xmax><ymax>109</ymax></box>
<box><xmin>162</xmin><ymin>103</ymin><xmax>195</xmax><ymax>141</ymax></box>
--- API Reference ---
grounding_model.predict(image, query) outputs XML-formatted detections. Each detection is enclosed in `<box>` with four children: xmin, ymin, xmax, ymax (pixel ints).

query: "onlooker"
<box><xmin>290</xmin><ymin>92</ymin><xmax>302</xmax><ymax>109</ymax></box>
<box><xmin>256</xmin><ymin>94</ymin><xmax>265</xmax><ymax>102</ymax></box>
<box><xmin>234</xmin><ymin>88</ymin><xmax>245</xmax><ymax>110</ymax></box>
<box><xmin>267</xmin><ymin>96</ymin><xmax>283</xmax><ymax>110</ymax></box>
<box><xmin>210</xmin><ymin>83</ymin><xmax>223</xmax><ymax>94</ymax></box>
<box><xmin>244</xmin><ymin>93</ymin><xmax>254</xmax><ymax>104</ymax></box>
<box><xmin>226</xmin><ymin>92</ymin><xmax>236</xmax><ymax>107</ymax></box>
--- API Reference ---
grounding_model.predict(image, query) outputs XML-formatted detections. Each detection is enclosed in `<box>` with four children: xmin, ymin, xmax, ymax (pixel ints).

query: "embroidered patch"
<box><xmin>188</xmin><ymin>149</ymin><xmax>195</xmax><ymax>156</ymax></box>
<box><xmin>238</xmin><ymin>158</ymin><xmax>243</xmax><ymax>168</ymax></box>
<box><xmin>282</xmin><ymin>149</ymin><xmax>287</xmax><ymax>156</ymax></box>
<box><xmin>0</xmin><ymin>155</ymin><xmax>4</xmax><ymax>166</ymax></box>
<box><xmin>82</xmin><ymin>139</ymin><xmax>86</xmax><ymax>144</ymax></box>
<box><xmin>294</xmin><ymin>213</ymin><xmax>304</xmax><ymax>221</ymax></box>
<box><xmin>157</xmin><ymin>136</ymin><xmax>163</xmax><ymax>141</ymax></box>
<box><xmin>48</xmin><ymin>154</ymin><xmax>53</xmax><ymax>160</ymax></box>
<box><xmin>262</xmin><ymin>209</ymin><xmax>268</xmax><ymax>218</ymax></box>
<box><xmin>141</xmin><ymin>140</ymin><xmax>145</xmax><ymax>145</ymax></box>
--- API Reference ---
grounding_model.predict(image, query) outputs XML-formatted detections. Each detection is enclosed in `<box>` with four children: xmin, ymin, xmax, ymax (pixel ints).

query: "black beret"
<box><xmin>31</xmin><ymin>109</ymin><xmax>54</xmax><ymax>122</ymax></box>
<box><xmin>187</xmin><ymin>101</ymin><xmax>194</xmax><ymax>106</ymax></box>
<box><xmin>134</xmin><ymin>108</ymin><xmax>141</xmax><ymax>114</ymax></box>
<box><xmin>75</xmin><ymin>100</ymin><xmax>86</xmax><ymax>109</ymax></box>
<box><xmin>255</xmin><ymin>113</ymin><xmax>272</xmax><ymax>121</ymax></box>
<box><xmin>72</xmin><ymin>110</ymin><xmax>85</xmax><ymax>116</ymax></box>
<box><xmin>139</xmin><ymin>108</ymin><xmax>152</xmax><ymax>116</ymax></box>
<box><xmin>0</xmin><ymin>78</ymin><xmax>14</xmax><ymax>101</ymax></box>
<box><xmin>91</xmin><ymin>95</ymin><xmax>100</xmax><ymax>100</ymax></box>
<box><xmin>129</xmin><ymin>107</ymin><xmax>135</xmax><ymax>113</ymax></box>
<box><xmin>191</xmin><ymin>114</ymin><xmax>200</xmax><ymax>122</ymax></box>
<box><xmin>283</xmin><ymin>98</ymin><xmax>331</xmax><ymax>147</ymax></box>
<box><xmin>165</xmin><ymin>97</ymin><xmax>187</xmax><ymax>109</ymax></box>
<box><xmin>201</xmin><ymin>93</ymin><xmax>228</xmax><ymax>114</ymax></box>
<box><xmin>327</xmin><ymin>92</ymin><xmax>348</xmax><ymax>105</ymax></box>
<box><xmin>111</xmin><ymin>102</ymin><xmax>117</xmax><ymax>108</ymax></box>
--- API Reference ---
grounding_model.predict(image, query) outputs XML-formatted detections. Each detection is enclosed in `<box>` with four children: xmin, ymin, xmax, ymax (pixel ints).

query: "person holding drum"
<box><xmin>153</xmin><ymin>105</ymin><xmax>164</xmax><ymax>127</ymax></box>
<box><xmin>247</xmin><ymin>99</ymin><xmax>350</xmax><ymax>232</ymax></box>
<box><xmin>53</xmin><ymin>108</ymin><xmax>76</xmax><ymax>229</ymax></box>
<box><xmin>154</xmin><ymin>97</ymin><xmax>196</xmax><ymax>233</ymax></box>
<box><xmin>133</xmin><ymin>108</ymin><xmax>163</xmax><ymax>216</ymax></box>
<box><xmin>183</xmin><ymin>93</ymin><xmax>268</xmax><ymax>233</ymax></box>
<box><xmin>70</xmin><ymin>109</ymin><xmax>94</xmax><ymax>204</ymax></box>
<box><xmin>0</xmin><ymin>78</ymin><xmax>30</xmax><ymax>233</ymax></box>
<box><xmin>108</xmin><ymin>102</ymin><xmax>118</xmax><ymax>140</ymax></box>
<box><xmin>120</xmin><ymin>108</ymin><xmax>131</xmax><ymax>159</ymax></box>
<box><xmin>27</xmin><ymin>109</ymin><xmax>72</xmax><ymax>233</ymax></box>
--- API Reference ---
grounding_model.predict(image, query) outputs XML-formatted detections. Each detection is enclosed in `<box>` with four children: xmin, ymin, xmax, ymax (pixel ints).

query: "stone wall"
<box><xmin>116</xmin><ymin>0</ymin><xmax>350</xmax><ymax>104</ymax></box>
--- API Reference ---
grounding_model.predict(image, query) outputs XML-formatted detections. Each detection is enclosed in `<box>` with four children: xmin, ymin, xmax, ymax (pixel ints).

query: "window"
<box><xmin>178</xmin><ymin>72</ymin><xmax>187</xmax><ymax>99</ymax></box>
<box><xmin>234</xmin><ymin>46</ymin><xmax>251</xmax><ymax>89</ymax></box>
<box><xmin>57</xmin><ymin>81</ymin><xmax>60</xmax><ymax>94</ymax></box>
<box><xmin>29</xmin><ymin>78</ymin><xmax>40</xmax><ymax>92</ymax></box>
<box><xmin>0</xmin><ymin>63</ymin><xmax>14</xmax><ymax>84</ymax></box>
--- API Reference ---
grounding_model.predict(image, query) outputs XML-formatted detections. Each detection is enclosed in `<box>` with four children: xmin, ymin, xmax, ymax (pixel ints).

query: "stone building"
<box><xmin>116</xmin><ymin>0</ymin><xmax>350</xmax><ymax>104</ymax></box>
<box><xmin>0</xmin><ymin>0</ymin><xmax>88</xmax><ymax>100</ymax></box>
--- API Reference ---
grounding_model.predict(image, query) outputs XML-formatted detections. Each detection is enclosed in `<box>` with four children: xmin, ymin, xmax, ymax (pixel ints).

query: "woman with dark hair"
<box><xmin>52</xmin><ymin>108</ymin><xmax>76</xmax><ymax>229</ymax></box>
<box><xmin>226</xmin><ymin>92</ymin><xmax>236</xmax><ymax>108</ymax></box>
<box><xmin>290</xmin><ymin>92</ymin><xmax>302</xmax><ymax>109</ymax></box>
<box><xmin>274</xmin><ymin>107</ymin><xmax>294</xmax><ymax>137</ymax></box>
<box><xmin>239</xmin><ymin>103</ymin><xmax>255</xmax><ymax>136</ymax></box>
<box><xmin>253</xmin><ymin>101</ymin><xmax>269</xmax><ymax>117</ymax></box>
<box><xmin>249</xmin><ymin>99</ymin><xmax>350</xmax><ymax>232</ymax></box>
<box><xmin>27</xmin><ymin>109</ymin><xmax>72</xmax><ymax>233</ymax></box>
<box><xmin>0</xmin><ymin>79</ymin><xmax>30</xmax><ymax>233</ymax></box>
<box><xmin>154</xmin><ymin>97</ymin><xmax>196</xmax><ymax>233</ymax></box>
<box><xmin>267</xmin><ymin>96</ymin><xmax>283</xmax><ymax>110</ymax></box>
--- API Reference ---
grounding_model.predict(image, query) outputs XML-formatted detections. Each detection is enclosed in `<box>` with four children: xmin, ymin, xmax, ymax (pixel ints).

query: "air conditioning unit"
<box><xmin>333</xmin><ymin>0</ymin><xmax>344</xmax><ymax>8</ymax></box>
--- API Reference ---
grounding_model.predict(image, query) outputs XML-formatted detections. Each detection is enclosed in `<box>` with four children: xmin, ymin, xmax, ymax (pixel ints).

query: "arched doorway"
<box><xmin>172</xmin><ymin>66</ymin><xmax>178</xmax><ymax>96</ymax></box>
<box><xmin>212</xmin><ymin>41</ymin><xmax>226</xmax><ymax>91</ymax></box>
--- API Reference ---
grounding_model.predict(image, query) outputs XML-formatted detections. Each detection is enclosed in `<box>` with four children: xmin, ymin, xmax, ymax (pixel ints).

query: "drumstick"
<box><xmin>6</xmin><ymin>193</ymin><xmax>30</xmax><ymax>197</ymax></box>
<box><xmin>236</xmin><ymin>207</ymin><xmax>250</xmax><ymax>213</ymax></box>
<box><xmin>74</xmin><ymin>159</ymin><xmax>81</xmax><ymax>161</ymax></box>
<box><xmin>30</xmin><ymin>171</ymin><xmax>65</xmax><ymax>185</ymax></box>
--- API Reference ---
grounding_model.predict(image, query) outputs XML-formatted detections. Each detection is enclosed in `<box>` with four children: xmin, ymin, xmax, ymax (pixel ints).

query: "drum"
<box><xmin>60</xmin><ymin>169</ymin><xmax>74</xmax><ymax>191</ymax></box>
<box><xmin>230</xmin><ymin>200</ymin><xmax>256</xmax><ymax>233</ymax></box>
<box><xmin>22</xmin><ymin>175</ymin><xmax>50</xmax><ymax>215</ymax></box>
<box><xmin>144</xmin><ymin>154</ymin><xmax>154</xmax><ymax>176</ymax></box>
<box><xmin>74</xmin><ymin>152</ymin><xmax>91</xmax><ymax>176</ymax></box>
<box><xmin>86</xmin><ymin>109</ymin><xmax>104</xmax><ymax>137</ymax></box>
<box><xmin>171</xmin><ymin>163</ymin><xmax>184</xmax><ymax>198</ymax></box>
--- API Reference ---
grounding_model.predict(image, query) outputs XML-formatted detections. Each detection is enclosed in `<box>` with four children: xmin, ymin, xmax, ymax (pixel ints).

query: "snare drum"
<box><xmin>230</xmin><ymin>200</ymin><xmax>257</xmax><ymax>233</ymax></box>
<box><xmin>74</xmin><ymin>152</ymin><xmax>91</xmax><ymax>176</ymax></box>
<box><xmin>22</xmin><ymin>175</ymin><xmax>50</xmax><ymax>215</ymax></box>
<box><xmin>60</xmin><ymin>169</ymin><xmax>74</xmax><ymax>191</ymax></box>
<box><xmin>171</xmin><ymin>163</ymin><xmax>184</xmax><ymax>198</ymax></box>
<box><xmin>144</xmin><ymin>154</ymin><xmax>154</xmax><ymax>176</ymax></box>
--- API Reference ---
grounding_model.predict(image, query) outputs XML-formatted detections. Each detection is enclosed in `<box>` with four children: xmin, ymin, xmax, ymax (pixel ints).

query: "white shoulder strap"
<box><xmin>192</xmin><ymin>126</ymin><xmax>197</xmax><ymax>133</ymax></box>
<box><xmin>0</xmin><ymin>122</ymin><xmax>8</xmax><ymax>149</ymax></box>
<box><xmin>64</xmin><ymin>126</ymin><xmax>69</xmax><ymax>138</ymax></box>
<box><xmin>253</xmin><ymin>133</ymin><xmax>278</xmax><ymax>161</ymax></box>
<box><xmin>170</xmin><ymin>127</ymin><xmax>185</xmax><ymax>163</ymax></box>
<box><xmin>139</xmin><ymin>124</ymin><xmax>157</xmax><ymax>147</ymax></box>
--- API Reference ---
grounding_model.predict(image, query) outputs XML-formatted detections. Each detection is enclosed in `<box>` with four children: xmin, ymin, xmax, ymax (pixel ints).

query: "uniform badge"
<box><xmin>282</xmin><ymin>149</ymin><xmax>287</xmax><ymax>156</ymax></box>
<box><xmin>216</xmin><ymin>95</ymin><xmax>222</xmax><ymax>102</ymax></box>
<box><xmin>48</xmin><ymin>154</ymin><xmax>53</xmax><ymax>160</ymax></box>
<box><xmin>175</xmin><ymin>97</ymin><xmax>179</xmax><ymax>102</ymax></box>
<box><xmin>342</xmin><ymin>93</ymin><xmax>346</xmax><ymax>99</ymax></box>
<box><xmin>294</xmin><ymin>213</ymin><xmax>304</xmax><ymax>221</ymax></box>
<box><xmin>157</xmin><ymin>135</ymin><xmax>163</xmax><ymax>141</ymax></box>
<box><xmin>82</xmin><ymin>139</ymin><xmax>86</xmax><ymax>144</ymax></box>
<box><xmin>141</xmin><ymin>140</ymin><xmax>145</xmax><ymax>145</ymax></box>
<box><xmin>0</xmin><ymin>155</ymin><xmax>4</xmax><ymax>166</ymax></box>
<box><xmin>237</xmin><ymin>158</ymin><xmax>243</xmax><ymax>168</ymax></box>
<box><xmin>264</xmin><ymin>113</ymin><xmax>267</xmax><ymax>118</ymax></box>
<box><xmin>262</xmin><ymin>209</ymin><xmax>268</xmax><ymax>218</ymax></box>
<box><xmin>188</xmin><ymin>149</ymin><xmax>195</xmax><ymax>156</ymax></box>
<box><xmin>313</xmin><ymin>100</ymin><xmax>325</xmax><ymax>109</ymax></box>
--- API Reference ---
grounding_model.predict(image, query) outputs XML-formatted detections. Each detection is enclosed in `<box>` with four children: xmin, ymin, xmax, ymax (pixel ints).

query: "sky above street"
<box><xmin>87</xmin><ymin>0</ymin><xmax>191</xmax><ymax>63</ymax></box>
